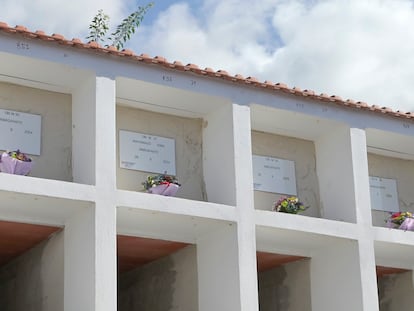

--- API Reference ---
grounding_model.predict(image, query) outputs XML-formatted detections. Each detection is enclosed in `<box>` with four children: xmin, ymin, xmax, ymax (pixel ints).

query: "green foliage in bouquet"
<box><xmin>387</xmin><ymin>211</ymin><xmax>413</xmax><ymax>226</ymax></box>
<box><xmin>272</xmin><ymin>196</ymin><xmax>307</xmax><ymax>214</ymax></box>
<box><xmin>8</xmin><ymin>150</ymin><xmax>32</xmax><ymax>162</ymax></box>
<box><xmin>142</xmin><ymin>174</ymin><xmax>180</xmax><ymax>191</ymax></box>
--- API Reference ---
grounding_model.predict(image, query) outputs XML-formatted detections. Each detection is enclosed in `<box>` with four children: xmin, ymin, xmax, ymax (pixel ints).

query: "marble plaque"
<box><xmin>119</xmin><ymin>130</ymin><xmax>176</xmax><ymax>175</ymax></box>
<box><xmin>0</xmin><ymin>108</ymin><xmax>41</xmax><ymax>155</ymax></box>
<box><xmin>369</xmin><ymin>176</ymin><xmax>399</xmax><ymax>212</ymax></box>
<box><xmin>253</xmin><ymin>155</ymin><xmax>297</xmax><ymax>195</ymax></box>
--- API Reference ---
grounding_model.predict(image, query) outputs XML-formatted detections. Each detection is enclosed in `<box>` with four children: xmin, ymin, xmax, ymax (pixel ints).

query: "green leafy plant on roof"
<box><xmin>87</xmin><ymin>2</ymin><xmax>154</xmax><ymax>50</ymax></box>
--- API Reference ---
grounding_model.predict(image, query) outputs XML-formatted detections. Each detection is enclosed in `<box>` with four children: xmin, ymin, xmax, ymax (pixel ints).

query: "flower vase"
<box><xmin>399</xmin><ymin>218</ymin><xmax>414</xmax><ymax>231</ymax></box>
<box><xmin>148</xmin><ymin>183</ymin><xmax>180</xmax><ymax>196</ymax></box>
<box><xmin>0</xmin><ymin>153</ymin><xmax>32</xmax><ymax>175</ymax></box>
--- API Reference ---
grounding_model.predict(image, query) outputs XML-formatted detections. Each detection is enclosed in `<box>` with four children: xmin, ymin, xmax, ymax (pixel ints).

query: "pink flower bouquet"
<box><xmin>142</xmin><ymin>174</ymin><xmax>180</xmax><ymax>197</ymax></box>
<box><xmin>387</xmin><ymin>212</ymin><xmax>414</xmax><ymax>231</ymax></box>
<box><xmin>0</xmin><ymin>150</ymin><xmax>33</xmax><ymax>175</ymax></box>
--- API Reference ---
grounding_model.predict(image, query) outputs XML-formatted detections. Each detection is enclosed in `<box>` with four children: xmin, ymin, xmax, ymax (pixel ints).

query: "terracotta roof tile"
<box><xmin>0</xmin><ymin>21</ymin><xmax>412</xmax><ymax>120</ymax></box>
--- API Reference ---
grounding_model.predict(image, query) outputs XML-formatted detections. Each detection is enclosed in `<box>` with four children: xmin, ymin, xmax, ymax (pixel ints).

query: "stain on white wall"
<box><xmin>378</xmin><ymin>271</ymin><xmax>414</xmax><ymax>311</ymax></box>
<box><xmin>258</xmin><ymin>259</ymin><xmax>311</xmax><ymax>311</ymax></box>
<box><xmin>0</xmin><ymin>231</ymin><xmax>64</xmax><ymax>311</ymax></box>
<box><xmin>118</xmin><ymin>245</ymin><xmax>198</xmax><ymax>311</ymax></box>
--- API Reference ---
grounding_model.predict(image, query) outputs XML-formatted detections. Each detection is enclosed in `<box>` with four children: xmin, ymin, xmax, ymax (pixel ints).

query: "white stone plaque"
<box><xmin>253</xmin><ymin>155</ymin><xmax>297</xmax><ymax>195</ymax></box>
<box><xmin>0</xmin><ymin>108</ymin><xmax>41</xmax><ymax>155</ymax></box>
<box><xmin>119</xmin><ymin>130</ymin><xmax>176</xmax><ymax>175</ymax></box>
<box><xmin>369</xmin><ymin>176</ymin><xmax>399</xmax><ymax>212</ymax></box>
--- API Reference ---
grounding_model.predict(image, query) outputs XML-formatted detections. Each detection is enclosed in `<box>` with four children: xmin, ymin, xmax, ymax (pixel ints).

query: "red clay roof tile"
<box><xmin>0</xmin><ymin>21</ymin><xmax>412</xmax><ymax>120</ymax></box>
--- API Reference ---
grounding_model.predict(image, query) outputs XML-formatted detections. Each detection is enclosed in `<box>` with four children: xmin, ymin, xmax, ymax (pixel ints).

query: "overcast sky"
<box><xmin>2</xmin><ymin>0</ymin><xmax>414</xmax><ymax>111</ymax></box>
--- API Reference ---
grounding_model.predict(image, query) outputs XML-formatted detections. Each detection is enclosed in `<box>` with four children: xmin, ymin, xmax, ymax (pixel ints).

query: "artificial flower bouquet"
<box><xmin>272</xmin><ymin>196</ymin><xmax>307</xmax><ymax>214</ymax></box>
<box><xmin>0</xmin><ymin>150</ymin><xmax>33</xmax><ymax>175</ymax></box>
<box><xmin>142</xmin><ymin>174</ymin><xmax>181</xmax><ymax>196</ymax></box>
<box><xmin>387</xmin><ymin>211</ymin><xmax>414</xmax><ymax>231</ymax></box>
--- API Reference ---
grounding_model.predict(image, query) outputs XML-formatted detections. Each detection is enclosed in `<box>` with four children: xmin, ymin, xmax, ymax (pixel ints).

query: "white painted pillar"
<box><xmin>233</xmin><ymin>104</ymin><xmax>259</xmax><ymax>311</ymax></box>
<box><xmin>64</xmin><ymin>202</ymin><xmax>117</xmax><ymax>311</ymax></box>
<box><xmin>197</xmin><ymin>224</ymin><xmax>242</xmax><ymax>311</ymax></box>
<box><xmin>358</xmin><ymin>238</ymin><xmax>380</xmax><ymax>311</ymax></box>
<box><xmin>64</xmin><ymin>207</ymin><xmax>96</xmax><ymax>311</ymax></box>
<box><xmin>200</xmin><ymin>103</ymin><xmax>259</xmax><ymax>311</ymax></box>
<box><xmin>72</xmin><ymin>75</ymin><xmax>117</xmax><ymax>187</ymax></box>
<box><xmin>65</xmin><ymin>75</ymin><xmax>117</xmax><ymax>311</ymax></box>
<box><xmin>72</xmin><ymin>75</ymin><xmax>96</xmax><ymax>185</ymax></box>
<box><xmin>310</xmin><ymin>240</ymin><xmax>365</xmax><ymax>311</ymax></box>
<box><xmin>94</xmin><ymin>76</ymin><xmax>116</xmax><ymax>188</ymax></box>
<box><xmin>315</xmin><ymin>125</ymin><xmax>372</xmax><ymax>224</ymax></box>
<box><xmin>203</xmin><ymin>103</ymin><xmax>237</xmax><ymax>206</ymax></box>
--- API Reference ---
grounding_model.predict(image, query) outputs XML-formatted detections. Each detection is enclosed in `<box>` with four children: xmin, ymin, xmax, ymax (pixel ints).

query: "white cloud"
<box><xmin>0</xmin><ymin>0</ymin><xmax>126</xmax><ymax>39</ymax></box>
<box><xmin>2</xmin><ymin>0</ymin><xmax>414</xmax><ymax>111</ymax></box>
<box><xmin>132</xmin><ymin>0</ymin><xmax>414</xmax><ymax>111</ymax></box>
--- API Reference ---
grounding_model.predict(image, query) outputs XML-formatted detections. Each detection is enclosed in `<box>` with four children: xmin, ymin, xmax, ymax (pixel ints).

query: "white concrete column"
<box><xmin>310</xmin><ymin>240</ymin><xmax>365</xmax><ymax>311</ymax></box>
<box><xmin>94</xmin><ymin>76</ymin><xmax>116</xmax><ymax>189</ymax></box>
<box><xmin>203</xmin><ymin>103</ymin><xmax>237</xmax><ymax>206</ymax></box>
<box><xmin>315</xmin><ymin>125</ymin><xmax>372</xmax><ymax>224</ymax></box>
<box><xmin>72</xmin><ymin>75</ymin><xmax>96</xmax><ymax>185</ymax></box>
<box><xmin>233</xmin><ymin>104</ymin><xmax>259</xmax><ymax>311</ymax></box>
<box><xmin>358</xmin><ymin>238</ymin><xmax>380</xmax><ymax>311</ymax></box>
<box><xmin>197</xmin><ymin>224</ymin><xmax>242</xmax><ymax>311</ymax></box>
<box><xmin>64</xmin><ymin>202</ymin><xmax>117</xmax><ymax>311</ymax></box>
<box><xmin>72</xmin><ymin>75</ymin><xmax>116</xmax><ymax>188</ymax></box>
<box><xmin>67</xmin><ymin>75</ymin><xmax>117</xmax><ymax>311</ymax></box>
<box><xmin>201</xmin><ymin>103</ymin><xmax>258</xmax><ymax>311</ymax></box>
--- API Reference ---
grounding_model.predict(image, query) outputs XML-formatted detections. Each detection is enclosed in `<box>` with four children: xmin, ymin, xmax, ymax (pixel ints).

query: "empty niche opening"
<box><xmin>117</xmin><ymin>235</ymin><xmax>198</xmax><ymax>311</ymax></box>
<box><xmin>257</xmin><ymin>251</ymin><xmax>311</xmax><ymax>311</ymax></box>
<box><xmin>0</xmin><ymin>220</ymin><xmax>63</xmax><ymax>310</ymax></box>
<box><xmin>377</xmin><ymin>266</ymin><xmax>413</xmax><ymax>310</ymax></box>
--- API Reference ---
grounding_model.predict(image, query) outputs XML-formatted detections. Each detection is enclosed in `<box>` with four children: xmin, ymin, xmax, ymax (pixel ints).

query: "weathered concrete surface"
<box><xmin>118</xmin><ymin>245</ymin><xmax>198</xmax><ymax>311</ymax></box>
<box><xmin>378</xmin><ymin>271</ymin><xmax>414</xmax><ymax>311</ymax></box>
<box><xmin>258</xmin><ymin>259</ymin><xmax>311</xmax><ymax>311</ymax></box>
<box><xmin>0</xmin><ymin>231</ymin><xmax>63</xmax><ymax>311</ymax></box>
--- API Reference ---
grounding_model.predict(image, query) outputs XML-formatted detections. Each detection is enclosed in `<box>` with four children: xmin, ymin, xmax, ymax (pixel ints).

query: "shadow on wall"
<box><xmin>0</xmin><ymin>231</ymin><xmax>63</xmax><ymax>311</ymax></box>
<box><xmin>118</xmin><ymin>257</ymin><xmax>176</xmax><ymax>311</ymax></box>
<box><xmin>378</xmin><ymin>271</ymin><xmax>414</xmax><ymax>311</ymax></box>
<box><xmin>258</xmin><ymin>266</ymin><xmax>289</xmax><ymax>311</ymax></box>
<box><xmin>258</xmin><ymin>259</ymin><xmax>312</xmax><ymax>311</ymax></box>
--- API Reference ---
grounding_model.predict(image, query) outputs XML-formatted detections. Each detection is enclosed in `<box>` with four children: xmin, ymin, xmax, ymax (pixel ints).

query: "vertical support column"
<box><xmin>64</xmin><ymin>202</ymin><xmax>117</xmax><ymax>311</ymax></box>
<box><xmin>201</xmin><ymin>103</ymin><xmax>258</xmax><ymax>311</ymax></box>
<box><xmin>315</xmin><ymin>125</ymin><xmax>372</xmax><ymax>224</ymax></box>
<box><xmin>310</xmin><ymin>240</ymin><xmax>365</xmax><ymax>311</ymax></box>
<box><xmin>72</xmin><ymin>75</ymin><xmax>117</xmax><ymax>187</ymax></box>
<box><xmin>233</xmin><ymin>104</ymin><xmax>259</xmax><ymax>311</ymax></box>
<box><xmin>65</xmin><ymin>75</ymin><xmax>117</xmax><ymax>311</ymax></box>
<box><xmin>94</xmin><ymin>76</ymin><xmax>116</xmax><ymax>189</ymax></box>
<box><xmin>203</xmin><ymin>103</ymin><xmax>237</xmax><ymax>206</ymax></box>
<box><xmin>94</xmin><ymin>75</ymin><xmax>117</xmax><ymax>311</ymax></box>
<box><xmin>358</xmin><ymin>238</ymin><xmax>380</xmax><ymax>311</ymax></box>
<box><xmin>197</xmin><ymin>224</ymin><xmax>242</xmax><ymax>311</ymax></box>
<box><xmin>72</xmin><ymin>75</ymin><xmax>96</xmax><ymax>185</ymax></box>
